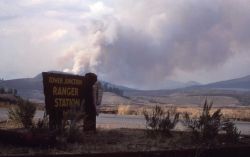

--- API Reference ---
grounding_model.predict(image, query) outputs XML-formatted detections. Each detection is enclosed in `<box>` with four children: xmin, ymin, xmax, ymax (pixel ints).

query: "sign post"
<box><xmin>42</xmin><ymin>72</ymin><xmax>85</xmax><ymax>130</ymax></box>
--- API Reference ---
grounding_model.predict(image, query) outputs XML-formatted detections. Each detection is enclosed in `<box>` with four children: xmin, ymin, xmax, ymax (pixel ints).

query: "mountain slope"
<box><xmin>0</xmin><ymin>71</ymin><xmax>73</xmax><ymax>101</ymax></box>
<box><xmin>199</xmin><ymin>75</ymin><xmax>250</xmax><ymax>90</ymax></box>
<box><xmin>0</xmin><ymin>71</ymin><xmax>131</xmax><ymax>101</ymax></box>
<box><xmin>1</xmin><ymin>72</ymin><xmax>250</xmax><ymax>102</ymax></box>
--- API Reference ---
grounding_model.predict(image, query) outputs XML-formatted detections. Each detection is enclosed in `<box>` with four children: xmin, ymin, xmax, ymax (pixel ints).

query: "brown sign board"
<box><xmin>42</xmin><ymin>72</ymin><xmax>85</xmax><ymax>112</ymax></box>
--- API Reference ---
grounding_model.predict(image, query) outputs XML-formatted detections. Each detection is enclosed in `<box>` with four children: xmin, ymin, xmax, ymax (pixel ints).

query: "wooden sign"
<box><xmin>42</xmin><ymin>72</ymin><xmax>85</xmax><ymax>111</ymax></box>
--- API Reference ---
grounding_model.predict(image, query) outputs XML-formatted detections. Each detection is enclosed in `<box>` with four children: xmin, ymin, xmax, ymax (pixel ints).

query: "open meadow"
<box><xmin>1</xmin><ymin>92</ymin><xmax>250</xmax><ymax>156</ymax></box>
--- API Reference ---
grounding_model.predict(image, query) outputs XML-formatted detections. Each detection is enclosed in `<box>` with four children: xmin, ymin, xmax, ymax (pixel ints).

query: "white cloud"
<box><xmin>89</xmin><ymin>1</ymin><xmax>114</xmax><ymax>16</ymax></box>
<box><xmin>0</xmin><ymin>27</ymin><xmax>18</xmax><ymax>36</ymax></box>
<box><xmin>38</xmin><ymin>29</ymin><xmax>68</xmax><ymax>42</ymax></box>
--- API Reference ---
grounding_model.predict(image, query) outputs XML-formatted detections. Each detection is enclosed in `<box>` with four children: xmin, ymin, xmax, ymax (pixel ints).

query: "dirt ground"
<box><xmin>0</xmin><ymin>127</ymin><xmax>250</xmax><ymax>156</ymax></box>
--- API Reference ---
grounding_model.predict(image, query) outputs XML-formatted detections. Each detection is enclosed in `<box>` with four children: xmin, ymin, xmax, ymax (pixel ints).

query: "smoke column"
<box><xmin>60</xmin><ymin>0</ymin><xmax>250</xmax><ymax>89</ymax></box>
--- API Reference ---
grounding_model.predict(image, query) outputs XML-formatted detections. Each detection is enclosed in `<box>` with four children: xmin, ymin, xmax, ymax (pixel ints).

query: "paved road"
<box><xmin>1</xmin><ymin>109</ymin><xmax>250</xmax><ymax>135</ymax></box>
<box><xmin>0</xmin><ymin>109</ymin><xmax>145</xmax><ymax>128</ymax></box>
<box><xmin>97</xmin><ymin>114</ymin><xmax>146</xmax><ymax>129</ymax></box>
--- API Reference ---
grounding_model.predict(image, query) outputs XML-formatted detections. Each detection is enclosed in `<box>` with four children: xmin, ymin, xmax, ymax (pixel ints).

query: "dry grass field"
<box><xmin>99</xmin><ymin>92</ymin><xmax>250</xmax><ymax>121</ymax></box>
<box><xmin>100</xmin><ymin>104</ymin><xmax>250</xmax><ymax>121</ymax></box>
<box><xmin>0</xmin><ymin>127</ymin><xmax>249</xmax><ymax>156</ymax></box>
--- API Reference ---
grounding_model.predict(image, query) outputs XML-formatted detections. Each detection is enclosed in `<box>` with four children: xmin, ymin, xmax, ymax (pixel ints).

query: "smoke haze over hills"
<box><xmin>1</xmin><ymin>0</ymin><xmax>250</xmax><ymax>89</ymax></box>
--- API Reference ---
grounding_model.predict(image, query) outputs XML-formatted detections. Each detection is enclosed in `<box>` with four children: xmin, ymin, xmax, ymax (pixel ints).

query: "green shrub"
<box><xmin>143</xmin><ymin>106</ymin><xmax>179</xmax><ymax>136</ymax></box>
<box><xmin>36</xmin><ymin>114</ymin><xmax>49</xmax><ymax>129</ymax></box>
<box><xmin>184</xmin><ymin>99</ymin><xmax>241</xmax><ymax>143</ymax></box>
<box><xmin>65</xmin><ymin>121</ymin><xmax>82</xmax><ymax>143</ymax></box>
<box><xmin>62</xmin><ymin>109</ymin><xmax>85</xmax><ymax>143</ymax></box>
<box><xmin>184</xmin><ymin>100</ymin><xmax>222</xmax><ymax>141</ymax></box>
<box><xmin>221</xmin><ymin>119</ymin><xmax>241</xmax><ymax>143</ymax></box>
<box><xmin>8</xmin><ymin>99</ymin><xmax>36</xmax><ymax>128</ymax></box>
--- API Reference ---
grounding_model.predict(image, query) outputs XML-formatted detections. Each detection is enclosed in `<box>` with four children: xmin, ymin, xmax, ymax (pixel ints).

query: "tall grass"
<box><xmin>117</xmin><ymin>104</ymin><xmax>133</xmax><ymax>115</ymax></box>
<box><xmin>8</xmin><ymin>98</ymin><xmax>36</xmax><ymax>128</ymax></box>
<box><xmin>184</xmin><ymin>99</ymin><xmax>241</xmax><ymax>143</ymax></box>
<box><xmin>143</xmin><ymin>105</ymin><xmax>180</xmax><ymax>136</ymax></box>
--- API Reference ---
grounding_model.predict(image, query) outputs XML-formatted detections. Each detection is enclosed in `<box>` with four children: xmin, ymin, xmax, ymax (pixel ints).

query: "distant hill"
<box><xmin>163</xmin><ymin>80</ymin><xmax>201</xmax><ymax>89</ymax></box>
<box><xmin>191</xmin><ymin>75</ymin><xmax>250</xmax><ymax>90</ymax></box>
<box><xmin>0</xmin><ymin>76</ymin><xmax>44</xmax><ymax>102</ymax></box>
<box><xmin>1</xmin><ymin>72</ymin><xmax>250</xmax><ymax>103</ymax></box>
<box><xmin>0</xmin><ymin>71</ymin><xmax>131</xmax><ymax>102</ymax></box>
<box><xmin>0</xmin><ymin>71</ymin><xmax>76</xmax><ymax>102</ymax></box>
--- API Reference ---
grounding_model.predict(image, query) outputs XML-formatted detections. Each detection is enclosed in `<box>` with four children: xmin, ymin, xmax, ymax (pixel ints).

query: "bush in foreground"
<box><xmin>143</xmin><ymin>106</ymin><xmax>179</xmax><ymax>136</ymax></box>
<box><xmin>221</xmin><ymin>119</ymin><xmax>241</xmax><ymax>143</ymax></box>
<box><xmin>8</xmin><ymin>98</ymin><xmax>36</xmax><ymax>128</ymax></box>
<box><xmin>62</xmin><ymin>108</ymin><xmax>86</xmax><ymax>143</ymax></box>
<box><xmin>184</xmin><ymin>99</ymin><xmax>241</xmax><ymax>143</ymax></box>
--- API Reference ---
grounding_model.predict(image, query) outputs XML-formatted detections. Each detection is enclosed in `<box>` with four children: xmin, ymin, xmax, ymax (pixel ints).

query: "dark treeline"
<box><xmin>0</xmin><ymin>87</ymin><xmax>18</xmax><ymax>96</ymax></box>
<box><xmin>102</xmin><ymin>82</ymin><xmax>124</xmax><ymax>97</ymax></box>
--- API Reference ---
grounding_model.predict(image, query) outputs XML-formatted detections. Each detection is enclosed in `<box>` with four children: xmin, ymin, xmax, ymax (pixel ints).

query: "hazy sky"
<box><xmin>1</xmin><ymin>0</ymin><xmax>250</xmax><ymax>89</ymax></box>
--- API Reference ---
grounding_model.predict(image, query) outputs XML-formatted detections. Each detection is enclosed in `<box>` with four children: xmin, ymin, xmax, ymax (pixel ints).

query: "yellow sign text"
<box><xmin>53</xmin><ymin>86</ymin><xmax>79</xmax><ymax>96</ymax></box>
<box><xmin>54</xmin><ymin>98</ymin><xmax>80</xmax><ymax>107</ymax></box>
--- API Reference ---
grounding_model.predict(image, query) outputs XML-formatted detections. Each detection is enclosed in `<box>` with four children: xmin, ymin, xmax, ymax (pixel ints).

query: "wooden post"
<box><xmin>83</xmin><ymin>73</ymin><xmax>97</xmax><ymax>131</ymax></box>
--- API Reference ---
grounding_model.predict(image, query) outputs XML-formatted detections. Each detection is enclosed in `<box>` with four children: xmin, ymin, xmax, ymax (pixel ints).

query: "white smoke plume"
<box><xmin>60</xmin><ymin>0</ymin><xmax>250</xmax><ymax>89</ymax></box>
